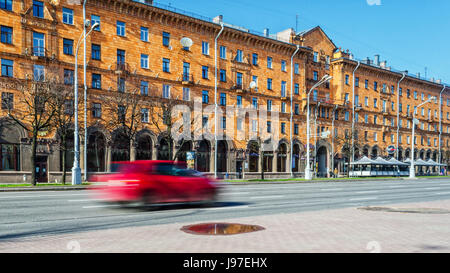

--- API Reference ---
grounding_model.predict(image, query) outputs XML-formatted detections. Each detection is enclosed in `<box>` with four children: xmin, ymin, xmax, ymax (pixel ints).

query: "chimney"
<box><xmin>213</xmin><ymin>15</ymin><xmax>223</xmax><ymax>24</ymax></box>
<box><xmin>380</xmin><ymin>61</ymin><xmax>387</xmax><ymax>68</ymax></box>
<box><xmin>374</xmin><ymin>54</ymin><xmax>380</xmax><ymax>66</ymax></box>
<box><xmin>263</xmin><ymin>28</ymin><xmax>269</xmax><ymax>37</ymax></box>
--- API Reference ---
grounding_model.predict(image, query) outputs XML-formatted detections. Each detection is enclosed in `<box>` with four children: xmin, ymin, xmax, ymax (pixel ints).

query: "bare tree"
<box><xmin>334</xmin><ymin>123</ymin><xmax>363</xmax><ymax>177</ymax></box>
<box><xmin>6</xmin><ymin>66</ymin><xmax>68</xmax><ymax>185</ymax></box>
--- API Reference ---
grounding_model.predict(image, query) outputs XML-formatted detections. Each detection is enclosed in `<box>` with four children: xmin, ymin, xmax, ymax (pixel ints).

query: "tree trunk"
<box><xmin>31</xmin><ymin>133</ymin><xmax>37</xmax><ymax>186</ymax></box>
<box><xmin>260</xmin><ymin>150</ymin><xmax>265</xmax><ymax>180</ymax></box>
<box><xmin>61</xmin><ymin>134</ymin><xmax>67</xmax><ymax>185</ymax></box>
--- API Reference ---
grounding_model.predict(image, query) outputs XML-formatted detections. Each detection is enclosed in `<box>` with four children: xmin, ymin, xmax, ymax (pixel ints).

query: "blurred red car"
<box><xmin>89</xmin><ymin>160</ymin><xmax>220</xmax><ymax>206</ymax></box>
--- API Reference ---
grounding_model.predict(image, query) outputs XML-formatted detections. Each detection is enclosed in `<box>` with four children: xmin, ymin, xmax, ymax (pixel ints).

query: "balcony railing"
<box><xmin>115</xmin><ymin>62</ymin><xmax>129</xmax><ymax>74</ymax></box>
<box><xmin>181</xmin><ymin>73</ymin><xmax>194</xmax><ymax>84</ymax></box>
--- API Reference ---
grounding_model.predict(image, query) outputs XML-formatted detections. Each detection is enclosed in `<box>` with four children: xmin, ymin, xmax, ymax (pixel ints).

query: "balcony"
<box><xmin>181</xmin><ymin>73</ymin><xmax>194</xmax><ymax>85</ymax></box>
<box><xmin>231</xmin><ymin>84</ymin><xmax>246</xmax><ymax>93</ymax></box>
<box><xmin>115</xmin><ymin>62</ymin><xmax>129</xmax><ymax>75</ymax></box>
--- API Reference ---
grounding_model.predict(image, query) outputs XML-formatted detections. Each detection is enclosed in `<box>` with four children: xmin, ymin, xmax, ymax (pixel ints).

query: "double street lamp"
<box><xmin>409</xmin><ymin>96</ymin><xmax>436</xmax><ymax>179</ymax></box>
<box><xmin>72</xmin><ymin>21</ymin><xmax>99</xmax><ymax>185</ymax></box>
<box><xmin>305</xmin><ymin>75</ymin><xmax>333</xmax><ymax>180</ymax></box>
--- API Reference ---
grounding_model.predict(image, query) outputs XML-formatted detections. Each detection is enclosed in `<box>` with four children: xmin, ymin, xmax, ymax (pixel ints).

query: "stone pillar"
<box><xmin>106</xmin><ymin>143</ymin><xmax>112</xmax><ymax>172</ymax></box>
<box><xmin>130</xmin><ymin>139</ymin><xmax>136</xmax><ymax>162</ymax></box>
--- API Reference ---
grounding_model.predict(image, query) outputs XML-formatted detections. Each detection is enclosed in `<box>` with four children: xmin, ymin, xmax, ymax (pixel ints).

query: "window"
<box><xmin>1</xmin><ymin>26</ymin><xmax>12</xmax><ymax>44</ymax></box>
<box><xmin>117</xmin><ymin>105</ymin><xmax>126</xmax><ymax>123</ymax></box>
<box><xmin>281</xmin><ymin>81</ymin><xmax>287</xmax><ymax>97</ymax></box>
<box><xmin>281</xmin><ymin>102</ymin><xmax>286</xmax><ymax>113</ymax></box>
<box><xmin>374</xmin><ymin>115</ymin><xmax>378</xmax><ymax>124</ymax></box>
<box><xmin>140</xmin><ymin>27</ymin><xmax>149</xmax><ymax>42</ymax></box>
<box><xmin>92</xmin><ymin>73</ymin><xmax>101</xmax><ymax>89</ymax></box>
<box><xmin>162</xmin><ymin>84</ymin><xmax>170</xmax><ymax>98</ymax></box>
<box><xmin>162</xmin><ymin>58</ymin><xmax>170</xmax><ymax>72</ymax></box>
<box><xmin>140</xmin><ymin>54</ymin><xmax>149</xmax><ymax>69</ymax></box>
<box><xmin>64</xmin><ymin>100</ymin><xmax>73</xmax><ymax>115</ymax></box>
<box><xmin>33</xmin><ymin>65</ymin><xmax>45</xmax><ymax>81</ymax></box>
<box><xmin>313</xmin><ymin>51</ymin><xmax>318</xmax><ymax>62</ymax></box>
<box><xmin>1</xmin><ymin>92</ymin><xmax>13</xmax><ymax>110</ymax></box>
<box><xmin>267</xmin><ymin>121</ymin><xmax>272</xmax><ymax>133</ymax></box>
<box><xmin>236</xmin><ymin>95</ymin><xmax>242</xmax><ymax>108</ymax></box>
<box><xmin>294</xmin><ymin>83</ymin><xmax>299</xmax><ymax>95</ymax></box>
<box><xmin>281</xmin><ymin>60</ymin><xmax>287</xmax><ymax>72</ymax></box>
<box><xmin>181</xmin><ymin>87</ymin><xmax>190</xmax><ymax>101</ymax></box>
<box><xmin>252</xmin><ymin>120</ymin><xmax>258</xmax><ymax>132</ymax></box>
<box><xmin>91</xmin><ymin>44</ymin><xmax>101</xmax><ymax>60</ymax></box>
<box><xmin>355</xmin><ymin>77</ymin><xmax>359</xmax><ymax>87</ymax></box>
<box><xmin>364</xmin><ymin>97</ymin><xmax>369</xmax><ymax>107</ymax></box>
<box><xmin>374</xmin><ymin>132</ymin><xmax>377</xmax><ymax>142</ymax></box>
<box><xmin>313</xmin><ymin>90</ymin><xmax>318</xmax><ymax>102</ymax></box>
<box><xmin>345</xmin><ymin>111</ymin><xmax>349</xmax><ymax>121</ymax></box>
<box><xmin>91</xmin><ymin>15</ymin><xmax>100</xmax><ymax>31</ymax></box>
<box><xmin>33</xmin><ymin>1</ymin><xmax>44</xmax><ymax>18</ymax></box>
<box><xmin>267</xmin><ymin>78</ymin><xmax>272</xmax><ymax>90</ymax></box>
<box><xmin>344</xmin><ymin>93</ymin><xmax>349</xmax><ymax>103</ymax></box>
<box><xmin>63</xmin><ymin>38</ymin><xmax>73</xmax><ymax>55</ymax></box>
<box><xmin>421</xmin><ymin>93</ymin><xmax>425</xmax><ymax>101</ymax></box>
<box><xmin>374</xmin><ymin>81</ymin><xmax>378</xmax><ymax>91</ymax></box>
<box><xmin>92</xmin><ymin>103</ymin><xmax>102</xmax><ymax>118</ymax></box>
<box><xmin>252</xmin><ymin>75</ymin><xmax>258</xmax><ymax>91</ymax></box>
<box><xmin>267</xmin><ymin>100</ymin><xmax>272</xmax><ymax>111</ymax></box>
<box><xmin>117</xmin><ymin>77</ymin><xmax>125</xmax><ymax>92</ymax></box>
<box><xmin>203</xmin><ymin>116</ymin><xmax>209</xmax><ymax>128</ymax></box>
<box><xmin>33</xmin><ymin>32</ymin><xmax>45</xmax><ymax>57</ymax></box>
<box><xmin>252</xmin><ymin>97</ymin><xmax>258</xmax><ymax>109</ymax></box>
<box><xmin>252</xmin><ymin>53</ymin><xmax>258</xmax><ymax>65</ymax></box>
<box><xmin>414</xmin><ymin>91</ymin><xmax>418</xmax><ymax>99</ymax></box>
<box><xmin>235</xmin><ymin>49</ymin><xmax>243</xmax><ymax>62</ymax></box>
<box><xmin>163</xmin><ymin>32</ymin><xmax>170</xmax><ymax>46</ymax></box>
<box><xmin>219</xmin><ymin>92</ymin><xmax>226</xmax><ymax>106</ymax></box>
<box><xmin>116</xmin><ymin>21</ymin><xmax>126</xmax><ymax>36</ymax></box>
<box><xmin>202</xmin><ymin>41</ymin><xmax>209</xmax><ymax>55</ymax></box>
<box><xmin>0</xmin><ymin>0</ymin><xmax>12</xmax><ymax>11</ymax></box>
<box><xmin>267</xmin><ymin>57</ymin><xmax>272</xmax><ymax>68</ymax></box>
<box><xmin>374</xmin><ymin>98</ymin><xmax>378</xmax><ymax>108</ymax></box>
<box><xmin>117</xmin><ymin>49</ymin><xmax>125</xmax><ymax>65</ymax></box>
<box><xmin>294</xmin><ymin>124</ymin><xmax>299</xmax><ymax>135</ymax></box>
<box><xmin>202</xmin><ymin>90</ymin><xmax>209</xmax><ymax>104</ymax></box>
<box><xmin>221</xmin><ymin>117</ymin><xmax>226</xmax><ymax>129</ymax></box>
<box><xmin>294</xmin><ymin>104</ymin><xmax>299</xmax><ymax>115</ymax></box>
<box><xmin>345</xmin><ymin>75</ymin><xmax>349</xmax><ymax>85</ymax></box>
<box><xmin>141</xmin><ymin>108</ymin><xmax>149</xmax><ymax>123</ymax></box>
<box><xmin>365</xmin><ymin>79</ymin><xmax>369</xmax><ymax>89</ymax></box>
<box><xmin>63</xmin><ymin>69</ymin><xmax>74</xmax><ymax>85</ymax></box>
<box><xmin>62</xmin><ymin>8</ymin><xmax>73</xmax><ymax>25</ymax></box>
<box><xmin>140</xmin><ymin>81</ymin><xmax>148</xmax><ymax>96</ymax></box>
<box><xmin>219</xmin><ymin>46</ymin><xmax>226</xmax><ymax>59</ymax></box>
<box><xmin>219</xmin><ymin>69</ymin><xmax>226</xmax><ymax>82</ymax></box>
<box><xmin>313</xmin><ymin>71</ymin><xmax>319</xmax><ymax>81</ymax></box>
<box><xmin>202</xmin><ymin>66</ymin><xmax>209</xmax><ymax>79</ymax></box>
<box><xmin>281</xmin><ymin>122</ymin><xmax>286</xmax><ymax>134</ymax></box>
<box><xmin>294</xmin><ymin>63</ymin><xmax>299</xmax><ymax>74</ymax></box>
<box><xmin>1</xmin><ymin>59</ymin><xmax>13</xmax><ymax>77</ymax></box>
<box><xmin>236</xmin><ymin>72</ymin><xmax>243</xmax><ymax>87</ymax></box>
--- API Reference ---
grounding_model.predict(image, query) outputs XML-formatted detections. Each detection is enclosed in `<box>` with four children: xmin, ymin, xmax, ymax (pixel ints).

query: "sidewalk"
<box><xmin>1</xmin><ymin>199</ymin><xmax>450</xmax><ymax>253</ymax></box>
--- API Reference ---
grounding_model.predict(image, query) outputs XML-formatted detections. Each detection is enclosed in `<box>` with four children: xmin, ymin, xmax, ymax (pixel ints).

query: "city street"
<box><xmin>1</xmin><ymin>178</ymin><xmax>450</xmax><ymax>253</ymax></box>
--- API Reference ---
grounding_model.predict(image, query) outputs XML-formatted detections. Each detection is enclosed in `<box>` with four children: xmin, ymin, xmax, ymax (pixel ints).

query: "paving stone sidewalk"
<box><xmin>1</xmin><ymin>199</ymin><xmax>450</xmax><ymax>253</ymax></box>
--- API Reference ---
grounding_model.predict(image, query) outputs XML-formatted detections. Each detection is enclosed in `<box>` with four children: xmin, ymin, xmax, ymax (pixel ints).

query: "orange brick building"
<box><xmin>0</xmin><ymin>0</ymin><xmax>449</xmax><ymax>182</ymax></box>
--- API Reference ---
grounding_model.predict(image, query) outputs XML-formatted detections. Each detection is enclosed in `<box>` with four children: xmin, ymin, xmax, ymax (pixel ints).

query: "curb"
<box><xmin>1</xmin><ymin>177</ymin><xmax>449</xmax><ymax>191</ymax></box>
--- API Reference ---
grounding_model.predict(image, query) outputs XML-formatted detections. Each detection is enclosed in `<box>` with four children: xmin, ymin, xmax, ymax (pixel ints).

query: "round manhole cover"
<box><xmin>359</xmin><ymin>207</ymin><xmax>450</xmax><ymax>214</ymax></box>
<box><xmin>181</xmin><ymin>223</ymin><xmax>265</xmax><ymax>235</ymax></box>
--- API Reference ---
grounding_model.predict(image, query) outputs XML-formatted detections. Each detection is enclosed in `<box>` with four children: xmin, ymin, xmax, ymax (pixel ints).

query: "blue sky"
<box><xmin>154</xmin><ymin>0</ymin><xmax>450</xmax><ymax>84</ymax></box>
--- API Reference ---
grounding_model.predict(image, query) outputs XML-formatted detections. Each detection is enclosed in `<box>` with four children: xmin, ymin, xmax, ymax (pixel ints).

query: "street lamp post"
<box><xmin>409</xmin><ymin>96</ymin><xmax>436</xmax><ymax>179</ymax></box>
<box><xmin>72</xmin><ymin>21</ymin><xmax>99</xmax><ymax>186</ymax></box>
<box><xmin>305</xmin><ymin>75</ymin><xmax>332</xmax><ymax>180</ymax></box>
<box><xmin>439</xmin><ymin>85</ymin><xmax>447</xmax><ymax>166</ymax></box>
<box><xmin>214</xmin><ymin>23</ymin><xmax>224</xmax><ymax>179</ymax></box>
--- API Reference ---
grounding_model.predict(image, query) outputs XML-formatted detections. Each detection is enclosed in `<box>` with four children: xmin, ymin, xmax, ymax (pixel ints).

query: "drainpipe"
<box><xmin>290</xmin><ymin>45</ymin><xmax>300</xmax><ymax>177</ymax></box>
<box><xmin>351</xmin><ymin>61</ymin><xmax>360</xmax><ymax>163</ymax></box>
<box><xmin>396</xmin><ymin>72</ymin><xmax>406</xmax><ymax>160</ymax></box>
<box><xmin>214</xmin><ymin>23</ymin><xmax>224</xmax><ymax>179</ymax></box>
<box><xmin>439</xmin><ymin>85</ymin><xmax>447</xmax><ymax>166</ymax></box>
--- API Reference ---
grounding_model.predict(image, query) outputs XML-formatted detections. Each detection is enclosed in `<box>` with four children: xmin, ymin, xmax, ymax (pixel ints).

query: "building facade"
<box><xmin>0</xmin><ymin>0</ymin><xmax>449</xmax><ymax>183</ymax></box>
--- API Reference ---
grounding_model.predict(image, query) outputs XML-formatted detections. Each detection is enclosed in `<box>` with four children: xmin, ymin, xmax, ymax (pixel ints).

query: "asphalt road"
<box><xmin>1</xmin><ymin>178</ymin><xmax>450</xmax><ymax>241</ymax></box>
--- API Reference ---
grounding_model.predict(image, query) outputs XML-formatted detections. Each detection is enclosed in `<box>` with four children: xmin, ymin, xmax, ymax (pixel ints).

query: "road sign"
<box><xmin>387</xmin><ymin>145</ymin><xmax>396</xmax><ymax>155</ymax></box>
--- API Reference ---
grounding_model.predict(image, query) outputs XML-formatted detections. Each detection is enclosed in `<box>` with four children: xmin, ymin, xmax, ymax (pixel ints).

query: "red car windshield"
<box><xmin>154</xmin><ymin>163</ymin><xmax>203</xmax><ymax>177</ymax></box>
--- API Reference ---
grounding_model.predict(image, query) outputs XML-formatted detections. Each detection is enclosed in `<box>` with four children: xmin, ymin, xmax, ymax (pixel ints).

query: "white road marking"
<box><xmin>82</xmin><ymin>204</ymin><xmax>121</xmax><ymax>209</ymax></box>
<box><xmin>203</xmin><ymin>205</ymin><xmax>249</xmax><ymax>211</ymax></box>
<box><xmin>250</xmin><ymin>195</ymin><xmax>284</xmax><ymax>199</ymax></box>
<box><xmin>356</xmin><ymin>191</ymin><xmax>379</xmax><ymax>194</ymax></box>
<box><xmin>349</xmin><ymin>197</ymin><xmax>378</xmax><ymax>201</ymax></box>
